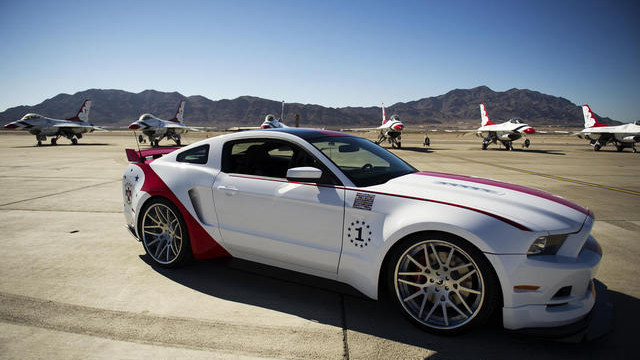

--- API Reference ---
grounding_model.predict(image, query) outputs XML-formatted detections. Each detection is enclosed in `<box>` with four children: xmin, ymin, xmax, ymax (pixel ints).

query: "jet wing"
<box><xmin>53</xmin><ymin>123</ymin><xmax>95</xmax><ymax>129</ymax></box>
<box><xmin>340</xmin><ymin>127</ymin><xmax>380</xmax><ymax>132</ymax></box>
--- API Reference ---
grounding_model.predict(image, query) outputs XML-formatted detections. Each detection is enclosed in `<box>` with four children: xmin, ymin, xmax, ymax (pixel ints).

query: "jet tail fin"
<box><xmin>381</xmin><ymin>103</ymin><xmax>387</xmax><ymax>125</ymax></box>
<box><xmin>67</xmin><ymin>99</ymin><xmax>92</xmax><ymax>122</ymax></box>
<box><xmin>480</xmin><ymin>103</ymin><xmax>496</xmax><ymax>126</ymax></box>
<box><xmin>582</xmin><ymin>105</ymin><xmax>607</xmax><ymax>128</ymax></box>
<box><xmin>170</xmin><ymin>100</ymin><xmax>186</xmax><ymax>123</ymax></box>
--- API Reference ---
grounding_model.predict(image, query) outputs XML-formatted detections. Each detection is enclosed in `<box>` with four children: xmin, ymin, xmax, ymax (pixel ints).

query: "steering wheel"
<box><xmin>361</xmin><ymin>163</ymin><xmax>373</xmax><ymax>173</ymax></box>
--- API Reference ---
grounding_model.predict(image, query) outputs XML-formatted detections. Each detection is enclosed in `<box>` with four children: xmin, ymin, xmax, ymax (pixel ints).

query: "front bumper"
<box><xmin>508</xmin><ymin>279</ymin><xmax>613</xmax><ymax>342</ymax></box>
<box><xmin>487</xmin><ymin>234</ymin><xmax>603</xmax><ymax>331</ymax></box>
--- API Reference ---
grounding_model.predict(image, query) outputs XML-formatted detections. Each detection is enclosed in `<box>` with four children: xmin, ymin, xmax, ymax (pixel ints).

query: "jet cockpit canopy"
<box><xmin>21</xmin><ymin>113</ymin><xmax>42</xmax><ymax>120</ymax></box>
<box><xmin>139</xmin><ymin>114</ymin><xmax>156</xmax><ymax>121</ymax></box>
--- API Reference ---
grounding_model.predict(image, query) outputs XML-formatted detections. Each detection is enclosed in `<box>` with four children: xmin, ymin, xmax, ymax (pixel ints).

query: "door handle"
<box><xmin>217</xmin><ymin>185</ymin><xmax>238</xmax><ymax>194</ymax></box>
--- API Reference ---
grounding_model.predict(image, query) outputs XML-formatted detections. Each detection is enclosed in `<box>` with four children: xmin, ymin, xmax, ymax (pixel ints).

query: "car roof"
<box><xmin>259</xmin><ymin>128</ymin><xmax>353</xmax><ymax>141</ymax></box>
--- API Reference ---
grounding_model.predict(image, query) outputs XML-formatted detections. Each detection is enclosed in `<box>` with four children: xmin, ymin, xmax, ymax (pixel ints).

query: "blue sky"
<box><xmin>1</xmin><ymin>0</ymin><xmax>638</xmax><ymax>122</ymax></box>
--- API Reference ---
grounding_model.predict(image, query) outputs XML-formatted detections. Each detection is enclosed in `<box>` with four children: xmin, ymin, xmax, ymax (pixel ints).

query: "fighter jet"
<box><xmin>476</xmin><ymin>103</ymin><xmax>535</xmax><ymax>150</ymax></box>
<box><xmin>577</xmin><ymin>104</ymin><xmax>640</xmax><ymax>152</ymax></box>
<box><xmin>128</xmin><ymin>100</ymin><xmax>191</xmax><ymax>147</ymax></box>
<box><xmin>342</xmin><ymin>103</ymin><xmax>408</xmax><ymax>149</ymax></box>
<box><xmin>3</xmin><ymin>99</ymin><xmax>100</xmax><ymax>146</ymax></box>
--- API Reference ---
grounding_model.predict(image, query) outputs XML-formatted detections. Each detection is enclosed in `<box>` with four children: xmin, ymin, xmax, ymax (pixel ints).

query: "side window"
<box><xmin>221</xmin><ymin>139</ymin><xmax>341</xmax><ymax>185</ymax></box>
<box><xmin>176</xmin><ymin>144</ymin><xmax>210</xmax><ymax>164</ymax></box>
<box><xmin>222</xmin><ymin>139</ymin><xmax>293</xmax><ymax>178</ymax></box>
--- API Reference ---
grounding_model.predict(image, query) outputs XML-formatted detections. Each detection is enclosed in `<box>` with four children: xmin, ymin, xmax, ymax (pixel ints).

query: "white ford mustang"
<box><xmin>122</xmin><ymin>128</ymin><xmax>603</xmax><ymax>335</ymax></box>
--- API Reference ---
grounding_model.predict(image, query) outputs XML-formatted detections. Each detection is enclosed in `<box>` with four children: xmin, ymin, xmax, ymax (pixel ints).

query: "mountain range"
<box><xmin>0</xmin><ymin>86</ymin><xmax>619</xmax><ymax>129</ymax></box>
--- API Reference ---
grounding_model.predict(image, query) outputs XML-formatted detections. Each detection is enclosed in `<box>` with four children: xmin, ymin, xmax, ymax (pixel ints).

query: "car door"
<box><xmin>212</xmin><ymin>138</ymin><xmax>345</xmax><ymax>277</ymax></box>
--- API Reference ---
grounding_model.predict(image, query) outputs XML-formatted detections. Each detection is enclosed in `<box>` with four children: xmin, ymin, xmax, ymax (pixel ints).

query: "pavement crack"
<box><xmin>341</xmin><ymin>294</ymin><xmax>350</xmax><ymax>360</ymax></box>
<box><xmin>0</xmin><ymin>179</ymin><xmax>121</xmax><ymax>207</ymax></box>
<box><xmin>0</xmin><ymin>292</ymin><xmax>340</xmax><ymax>359</ymax></box>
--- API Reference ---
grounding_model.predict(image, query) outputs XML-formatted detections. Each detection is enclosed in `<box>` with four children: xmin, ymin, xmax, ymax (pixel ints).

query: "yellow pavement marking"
<box><xmin>436</xmin><ymin>154</ymin><xmax>640</xmax><ymax>196</ymax></box>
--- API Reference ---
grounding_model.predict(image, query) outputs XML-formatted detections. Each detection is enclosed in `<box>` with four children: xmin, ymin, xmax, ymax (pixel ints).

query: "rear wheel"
<box><xmin>139</xmin><ymin>198</ymin><xmax>192</xmax><ymax>267</ymax></box>
<box><xmin>387</xmin><ymin>233</ymin><xmax>499</xmax><ymax>335</ymax></box>
<box><xmin>71</xmin><ymin>138</ymin><xmax>78</xmax><ymax>145</ymax></box>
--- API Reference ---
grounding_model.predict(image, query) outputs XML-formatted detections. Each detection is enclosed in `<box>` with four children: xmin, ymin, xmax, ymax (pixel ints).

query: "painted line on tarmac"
<box><xmin>436</xmin><ymin>154</ymin><xmax>640</xmax><ymax>196</ymax></box>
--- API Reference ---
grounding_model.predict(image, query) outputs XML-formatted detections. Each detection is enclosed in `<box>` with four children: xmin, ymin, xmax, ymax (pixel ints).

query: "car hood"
<box><xmin>367</xmin><ymin>171</ymin><xmax>590</xmax><ymax>233</ymax></box>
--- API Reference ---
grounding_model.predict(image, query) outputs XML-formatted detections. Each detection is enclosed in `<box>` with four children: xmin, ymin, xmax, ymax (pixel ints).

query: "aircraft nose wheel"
<box><xmin>524</xmin><ymin>139</ymin><xmax>530</xmax><ymax>148</ymax></box>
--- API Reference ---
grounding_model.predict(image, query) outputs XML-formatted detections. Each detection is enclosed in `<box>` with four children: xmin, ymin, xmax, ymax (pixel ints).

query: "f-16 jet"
<box><xmin>577</xmin><ymin>104</ymin><xmax>640</xmax><ymax>152</ymax></box>
<box><xmin>128</xmin><ymin>100</ymin><xmax>192</xmax><ymax>147</ymax></box>
<box><xmin>3</xmin><ymin>99</ymin><xmax>101</xmax><ymax>146</ymax></box>
<box><xmin>476</xmin><ymin>103</ymin><xmax>535</xmax><ymax>150</ymax></box>
<box><xmin>342</xmin><ymin>103</ymin><xmax>410</xmax><ymax>149</ymax></box>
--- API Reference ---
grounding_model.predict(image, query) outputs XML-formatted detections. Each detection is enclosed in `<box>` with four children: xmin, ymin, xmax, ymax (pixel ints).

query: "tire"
<box><xmin>397</xmin><ymin>141</ymin><xmax>402</xmax><ymax>149</ymax></box>
<box><xmin>51</xmin><ymin>138</ymin><xmax>57</xmax><ymax>145</ymax></box>
<box><xmin>616</xmin><ymin>144</ymin><xmax>624</xmax><ymax>152</ymax></box>
<box><xmin>139</xmin><ymin>198</ymin><xmax>192</xmax><ymax>267</ymax></box>
<box><xmin>386</xmin><ymin>233</ymin><xmax>500</xmax><ymax>335</ymax></box>
<box><xmin>71</xmin><ymin>138</ymin><xmax>78</xmax><ymax>145</ymax></box>
<box><xmin>176</xmin><ymin>139</ymin><xmax>181</xmax><ymax>146</ymax></box>
<box><xmin>481</xmin><ymin>143</ymin><xmax>487</xmax><ymax>150</ymax></box>
<box><xmin>524</xmin><ymin>139</ymin><xmax>530</xmax><ymax>148</ymax></box>
<box><xmin>594</xmin><ymin>144</ymin><xmax>601</xmax><ymax>151</ymax></box>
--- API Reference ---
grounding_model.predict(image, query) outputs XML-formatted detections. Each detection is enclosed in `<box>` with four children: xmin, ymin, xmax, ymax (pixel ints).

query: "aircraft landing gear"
<box><xmin>37</xmin><ymin>140</ymin><xmax>42</xmax><ymax>146</ymax></box>
<box><xmin>594</xmin><ymin>144</ymin><xmax>601</xmax><ymax>151</ymax></box>
<box><xmin>71</xmin><ymin>138</ymin><xmax>78</xmax><ymax>145</ymax></box>
<box><xmin>152</xmin><ymin>139</ymin><xmax>160</xmax><ymax>148</ymax></box>
<box><xmin>36</xmin><ymin>135</ymin><xmax>46</xmax><ymax>147</ymax></box>
<box><xmin>524</xmin><ymin>139</ymin><xmax>530</xmax><ymax>148</ymax></box>
<box><xmin>633</xmin><ymin>144</ymin><xmax>638</xmax><ymax>153</ymax></box>
<box><xmin>481</xmin><ymin>139</ymin><xmax>489</xmax><ymax>150</ymax></box>
<box><xmin>138</xmin><ymin>135</ymin><xmax>145</xmax><ymax>143</ymax></box>
<box><xmin>51</xmin><ymin>138</ymin><xmax>57</xmax><ymax>145</ymax></box>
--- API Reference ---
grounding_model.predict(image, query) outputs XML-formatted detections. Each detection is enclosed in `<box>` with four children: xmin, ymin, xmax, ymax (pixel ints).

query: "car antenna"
<box><xmin>133</xmin><ymin>130</ymin><xmax>144</xmax><ymax>163</ymax></box>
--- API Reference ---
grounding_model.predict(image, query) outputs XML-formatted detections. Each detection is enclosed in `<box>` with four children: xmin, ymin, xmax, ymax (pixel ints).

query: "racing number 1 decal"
<box><xmin>347</xmin><ymin>219</ymin><xmax>372</xmax><ymax>248</ymax></box>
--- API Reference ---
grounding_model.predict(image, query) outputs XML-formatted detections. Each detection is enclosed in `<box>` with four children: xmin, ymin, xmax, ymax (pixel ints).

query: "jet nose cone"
<box><xmin>4</xmin><ymin>123</ymin><xmax>19</xmax><ymax>129</ymax></box>
<box><xmin>392</xmin><ymin>123</ymin><xmax>404</xmax><ymax>131</ymax></box>
<box><xmin>523</xmin><ymin>127</ymin><xmax>536</xmax><ymax>134</ymax></box>
<box><xmin>128</xmin><ymin>123</ymin><xmax>141</xmax><ymax>130</ymax></box>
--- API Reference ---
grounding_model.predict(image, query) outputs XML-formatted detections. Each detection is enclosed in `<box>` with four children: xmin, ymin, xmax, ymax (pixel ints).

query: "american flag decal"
<box><xmin>353</xmin><ymin>193</ymin><xmax>375</xmax><ymax>211</ymax></box>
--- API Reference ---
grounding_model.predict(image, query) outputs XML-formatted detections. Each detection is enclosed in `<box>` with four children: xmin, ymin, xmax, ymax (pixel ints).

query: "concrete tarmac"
<box><xmin>0</xmin><ymin>131</ymin><xmax>638</xmax><ymax>359</ymax></box>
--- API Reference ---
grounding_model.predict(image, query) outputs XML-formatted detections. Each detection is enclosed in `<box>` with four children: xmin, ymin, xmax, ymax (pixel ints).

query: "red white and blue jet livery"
<box><xmin>122</xmin><ymin>128</ymin><xmax>605</xmax><ymax>336</ymax></box>
<box><xmin>3</xmin><ymin>99</ymin><xmax>102</xmax><ymax>146</ymax></box>
<box><xmin>128</xmin><ymin>100</ymin><xmax>193</xmax><ymax>147</ymax></box>
<box><xmin>577</xmin><ymin>105</ymin><xmax>640</xmax><ymax>152</ymax></box>
<box><xmin>477</xmin><ymin>103</ymin><xmax>536</xmax><ymax>150</ymax></box>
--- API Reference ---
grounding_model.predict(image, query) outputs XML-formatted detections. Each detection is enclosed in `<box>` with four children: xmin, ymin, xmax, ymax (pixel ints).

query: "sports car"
<box><xmin>122</xmin><ymin>128</ymin><xmax>602</xmax><ymax>335</ymax></box>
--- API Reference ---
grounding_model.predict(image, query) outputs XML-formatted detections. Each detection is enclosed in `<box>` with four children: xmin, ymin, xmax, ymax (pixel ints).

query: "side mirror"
<box><xmin>286</xmin><ymin>167</ymin><xmax>323</xmax><ymax>182</ymax></box>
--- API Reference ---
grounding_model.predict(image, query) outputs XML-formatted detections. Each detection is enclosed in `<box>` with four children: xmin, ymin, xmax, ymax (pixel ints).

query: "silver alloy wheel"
<box><xmin>394</xmin><ymin>240</ymin><xmax>485</xmax><ymax>330</ymax></box>
<box><xmin>141</xmin><ymin>203</ymin><xmax>184</xmax><ymax>265</ymax></box>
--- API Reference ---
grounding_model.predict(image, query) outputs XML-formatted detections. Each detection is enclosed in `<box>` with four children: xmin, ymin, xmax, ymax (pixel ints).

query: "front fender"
<box><xmin>337</xmin><ymin>194</ymin><xmax>535</xmax><ymax>300</ymax></box>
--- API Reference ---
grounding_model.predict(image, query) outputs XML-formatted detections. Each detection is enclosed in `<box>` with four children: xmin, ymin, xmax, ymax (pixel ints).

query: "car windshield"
<box><xmin>309</xmin><ymin>136</ymin><xmax>417</xmax><ymax>187</ymax></box>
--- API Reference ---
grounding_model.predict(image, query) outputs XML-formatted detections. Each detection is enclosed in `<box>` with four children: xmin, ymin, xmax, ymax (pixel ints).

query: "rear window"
<box><xmin>176</xmin><ymin>144</ymin><xmax>209</xmax><ymax>164</ymax></box>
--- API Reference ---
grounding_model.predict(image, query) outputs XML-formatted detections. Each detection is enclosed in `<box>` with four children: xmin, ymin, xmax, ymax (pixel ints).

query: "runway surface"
<box><xmin>0</xmin><ymin>131</ymin><xmax>638</xmax><ymax>359</ymax></box>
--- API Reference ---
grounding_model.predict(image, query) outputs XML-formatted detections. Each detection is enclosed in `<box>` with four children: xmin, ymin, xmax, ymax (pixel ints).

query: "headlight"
<box><xmin>527</xmin><ymin>234</ymin><xmax>568</xmax><ymax>256</ymax></box>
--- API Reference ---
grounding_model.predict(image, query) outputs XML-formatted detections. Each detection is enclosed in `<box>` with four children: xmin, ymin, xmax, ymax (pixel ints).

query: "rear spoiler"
<box><xmin>126</xmin><ymin>148</ymin><xmax>179</xmax><ymax>163</ymax></box>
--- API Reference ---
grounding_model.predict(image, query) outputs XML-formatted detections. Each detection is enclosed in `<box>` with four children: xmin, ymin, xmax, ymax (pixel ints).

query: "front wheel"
<box><xmin>387</xmin><ymin>233</ymin><xmax>500</xmax><ymax>335</ymax></box>
<box><xmin>139</xmin><ymin>198</ymin><xmax>192</xmax><ymax>267</ymax></box>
